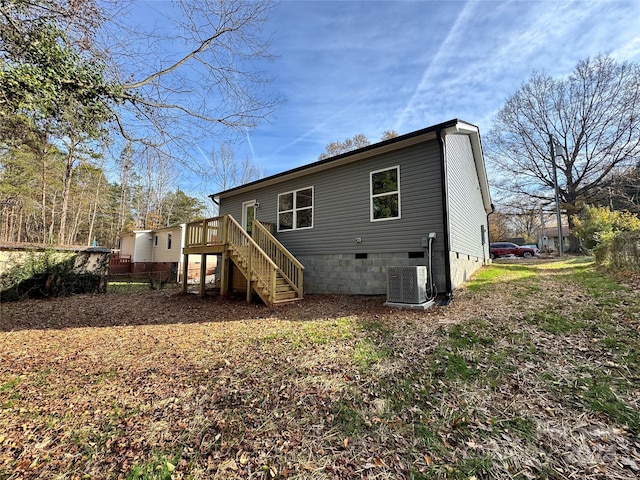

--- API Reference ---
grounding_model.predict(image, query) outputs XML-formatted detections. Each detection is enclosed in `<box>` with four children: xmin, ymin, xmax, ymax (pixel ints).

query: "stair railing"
<box><xmin>252</xmin><ymin>219</ymin><xmax>304</xmax><ymax>298</ymax></box>
<box><xmin>226</xmin><ymin>215</ymin><xmax>278</xmax><ymax>305</ymax></box>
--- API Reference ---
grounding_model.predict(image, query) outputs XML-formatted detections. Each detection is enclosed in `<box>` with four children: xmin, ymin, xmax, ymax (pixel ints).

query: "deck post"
<box><xmin>199</xmin><ymin>253</ymin><xmax>206</xmax><ymax>297</ymax></box>
<box><xmin>246</xmin><ymin>280</ymin><xmax>252</xmax><ymax>302</ymax></box>
<box><xmin>220</xmin><ymin>250</ymin><xmax>229</xmax><ymax>297</ymax></box>
<box><xmin>181</xmin><ymin>253</ymin><xmax>188</xmax><ymax>294</ymax></box>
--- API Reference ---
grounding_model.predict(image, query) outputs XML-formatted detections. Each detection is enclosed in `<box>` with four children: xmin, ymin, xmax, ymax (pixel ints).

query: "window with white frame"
<box><xmin>370</xmin><ymin>166</ymin><xmax>400</xmax><ymax>221</ymax></box>
<box><xmin>278</xmin><ymin>187</ymin><xmax>314</xmax><ymax>231</ymax></box>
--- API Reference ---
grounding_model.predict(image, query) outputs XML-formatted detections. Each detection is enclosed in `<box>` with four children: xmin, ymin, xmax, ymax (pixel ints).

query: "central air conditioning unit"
<box><xmin>386</xmin><ymin>266</ymin><xmax>427</xmax><ymax>304</ymax></box>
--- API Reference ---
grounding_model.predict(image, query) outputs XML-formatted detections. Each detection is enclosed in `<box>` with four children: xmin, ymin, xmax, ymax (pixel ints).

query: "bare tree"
<box><xmin>209</xmin><ymin>143</ymin><xmax>262</xmax><ymax>192</ymax></box>
<box><xmin>487</xmin><ymin>55</ymin><xmax>640</xmax><ymax>228</ymax></box>
<box><xmin>1</xmin><ymin>0</ymin><xmax>280</xmax><ymax>166</ymax></box>
<box><xmin>319</xmin><ymin>134</ymin><xmax>371</xmax><ymax>160</ymax></box>
<box><xmin>103</xmin><ymin>0</ymin><xmax>280</xmax><ymax>156</ymax></box>
<box><xmin>507</xmin><ymin>198</ymin><xmax>541</xmax><ymax>242</ymax></box>
<box><xmin>592</xmin><ymin>162</ymin><xmax>640</xmax><ymax>214</ymax></box>
<box><xmin>488</xmin><ymin>211</ymin><xmax>512</xmax><ymax>243</ymax></box>
<box><xmin>381</xmin><ymin>130</ymin><xmax>399</xmax><ymax>140</ymax></box>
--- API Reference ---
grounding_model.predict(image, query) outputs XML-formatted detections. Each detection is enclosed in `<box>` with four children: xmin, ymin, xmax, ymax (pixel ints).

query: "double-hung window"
<box><xmin>370</xmin><ymin>166</ymin><xmax>400</xmax><ymax>221</ymax></box>
<box><xmin>278</xmin><ymin>187</ymin><xmax>314</xmax><ymax>231</ymax></box>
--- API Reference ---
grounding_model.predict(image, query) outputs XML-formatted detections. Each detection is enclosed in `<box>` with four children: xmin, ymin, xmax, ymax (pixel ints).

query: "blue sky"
<box><xmin>133</xmin><ymin>0</ymin><xmax>640</xmax><ymax>197</ymax></box>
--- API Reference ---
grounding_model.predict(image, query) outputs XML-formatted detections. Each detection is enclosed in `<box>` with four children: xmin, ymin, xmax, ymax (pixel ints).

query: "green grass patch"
<box><xmin>108</xmin><ymin>281</ymin><xmax>154</xmax><ymax>293</ymax></box>
<box><xmin>353</xmin><ymin>338</ymin><xmax>390</xmax><ymax>371</ymax></box>
<box><xmin>0</xmin><ymin>377</ymin><xmax>22</xmax><ymax>407</ymax></box>
<box><xmin>467</xmin><ymin>263</ymin><xmax>538</xmax><ymax>292</ymax></box>
<box><xmin>572</xmin><ymin>268</ymin><xmax>626</xmax><ymax>294</ymax></box>
<box><xmin>498</xmin><ymin>416</ymin><xmax>536</xmax><ymax>441</ymax></box>
<box><xmin>579</xmin><ymin>379</ymin><xmax>640</xmax><ymax>434</ymax></box>
<box><xmin>526</xmin><ymin>311</ymin><xmax>585</xmax><ymax>335</ymax></box>
<box><xmin>334</xmin><ymin>398</ymin><xmax>366</xmax><ymax>435</ymax></box>
<box><xmin>261</xmin><ymin>317</ymin><xmax>355</xmax><ymax>349</ymax></box>
<box><xmin>0</xmin><ymin>376</ymin><xmax>20</xmax><ymax>393</ymax></box>
<box><xmin>447</xmin><ymin>322</ymin><xmax>495</xmax><ymax>349</ymax></box>
<box><xmin>303</xmin><ymin>316</ymin><xmax>355</xmax><ymax>344</ymax></box>
<box><xmin>430</xmin><ymin>351</ymin><xmax>473</xmax><ymax>381</ymax></box>
<box><xmin>126</xmin><ymin>451</ymin><xmax>184</xmax><ymax>480</ymax></box>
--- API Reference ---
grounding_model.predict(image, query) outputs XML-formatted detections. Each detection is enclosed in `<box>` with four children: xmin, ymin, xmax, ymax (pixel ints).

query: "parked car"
<box><xmin>490</xmin><ymin>242</ymin><xmax>539</xmax><ymax>259</ymax></box>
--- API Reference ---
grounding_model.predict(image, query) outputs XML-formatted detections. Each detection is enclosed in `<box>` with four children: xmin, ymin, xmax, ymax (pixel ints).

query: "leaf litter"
<box><xmin>0</xmin><ymin>260</ymin><xmax>639</xmax><ymax>479</ymax></box>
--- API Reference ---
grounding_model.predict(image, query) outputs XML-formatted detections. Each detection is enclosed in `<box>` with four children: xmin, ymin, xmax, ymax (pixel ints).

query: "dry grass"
<box><xmin>1</xmin><ymin>257</ymin><xmax>639</xmax><ymax>479</ymax></box>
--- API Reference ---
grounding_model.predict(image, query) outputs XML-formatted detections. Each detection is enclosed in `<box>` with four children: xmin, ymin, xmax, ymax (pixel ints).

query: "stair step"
<box><xmin>276</xmin><ymin>291</ymin><xmax>298</xmax><ymax>301</ymax></box>
<box><xmin>223</xmin><ymin>225</ymin><xmax>303</xmax><ymax>306</ymax></box>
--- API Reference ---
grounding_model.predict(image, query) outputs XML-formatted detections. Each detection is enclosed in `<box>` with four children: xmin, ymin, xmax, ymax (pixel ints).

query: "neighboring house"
<box><xmin>114</xmin><ymin>224</ymin><xmax>212</xmax><ymax>282</ymax></box>
<box><xmin>538</xmin><ymin>226</ymin><xmax>572</xmax><ymax>253</ymax></box>
<box><xmin>196</xmin><ymin>119</ymin><xmax>492</xmax><ymax>301</ymax></box>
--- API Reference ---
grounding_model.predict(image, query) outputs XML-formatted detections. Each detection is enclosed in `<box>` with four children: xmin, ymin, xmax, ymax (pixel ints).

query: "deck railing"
<box><xmin>185</xmin><ymin>216</ymin><xmax>224</xmax><ymax>247</ymax></box>
<box><xmin>252</xmin><ymin>219</ymin><xmax>304</xmax><ymax>298</ymax></box>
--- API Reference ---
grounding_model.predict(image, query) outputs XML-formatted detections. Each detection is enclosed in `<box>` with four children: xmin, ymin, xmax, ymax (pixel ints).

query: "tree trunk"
<box><xmin>49</xmin><ymin>190</ymin><xmax>57</xmax><ymax>243</ymax></box>
<box><xmin>41</xmin><ymin>151</ymin><xmax>48</xmax><ymax>243</ymax></box>
<box><xmin>58</xmin><ymin>161</ymin><xmax>73</xmax><ymax>245</ymax></box>
<box><xmin>87</xmin><ymin>172</ymin><xmax>103</xmax><ymax>246</ymax></box>
<box><xmin>58</xmin><ymin>142</ymin><xmax>78</xmax><ymax>245</ymax></box>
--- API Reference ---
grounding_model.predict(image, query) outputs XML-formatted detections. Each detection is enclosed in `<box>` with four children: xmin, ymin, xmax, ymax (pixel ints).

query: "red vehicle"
<box><xmin>490</xmin><ymin>242</ymin><xmax>539</xmax><ymax>259</ymax></box>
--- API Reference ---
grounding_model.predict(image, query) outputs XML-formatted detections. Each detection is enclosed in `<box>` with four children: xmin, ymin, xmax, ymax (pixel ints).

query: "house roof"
<box><xmin>210</xmin><ymin>118</ymin><xmax>492</xmax><ymax>213</ymax></box>
<box><xmin>541</xmin><ymin>226</ymin><xmax>571</xmax><ymax>237</ymax></box>
<box><xmin>124</xmin><ymin>224</ymin><xmax>184</xmax><ymax>236</ymax></box>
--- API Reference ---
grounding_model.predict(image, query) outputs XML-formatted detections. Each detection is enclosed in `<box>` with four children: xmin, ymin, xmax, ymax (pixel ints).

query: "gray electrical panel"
<box><xmin>386</xmin><ymin>266</ymin><xmax>427</xmax><ymax>304</ymax></box>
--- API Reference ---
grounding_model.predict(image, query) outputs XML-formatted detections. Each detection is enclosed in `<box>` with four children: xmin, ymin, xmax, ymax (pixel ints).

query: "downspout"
<box><xmin>486</xmin><ymin>203</ymin><xmax>495</xmax><ymax>262</ymax></box>
<box><xmin>436</xmin><ymin>127</ymin><xmax>453</xmax><ymax>305</ymax></box>
<box><xmin>208</xmin><ymin>194</ymin><xmax>220</xmax><ymax>215</ymax></box>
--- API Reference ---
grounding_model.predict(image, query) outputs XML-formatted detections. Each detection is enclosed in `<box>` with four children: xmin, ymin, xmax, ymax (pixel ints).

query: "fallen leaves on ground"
<box><xmin>1</xmin><ymin>260</ymin><xmax>639</xmax><ymax>479</ymax></box>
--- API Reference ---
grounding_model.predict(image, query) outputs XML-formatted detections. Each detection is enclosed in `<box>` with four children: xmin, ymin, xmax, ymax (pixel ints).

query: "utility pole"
<box><xmin>549</xmin><ymin>134</ymin><xmax>563</xmax><ymax>257</ymax></box>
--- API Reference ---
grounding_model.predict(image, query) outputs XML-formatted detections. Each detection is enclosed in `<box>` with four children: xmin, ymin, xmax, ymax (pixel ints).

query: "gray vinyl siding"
<box><xmin>221</xmin><ymin>141</ymin><xmax>444</xmax><ymax>253</ymax></box>
<box><xmin>219</xmin><ymin>141</ymin><xmax>449</xmax><ymax>292</ymax></box>
<box><xmin>445</xmin><ymin>134</ymin><xmax>489</xmax><ymax>259</ymax></box>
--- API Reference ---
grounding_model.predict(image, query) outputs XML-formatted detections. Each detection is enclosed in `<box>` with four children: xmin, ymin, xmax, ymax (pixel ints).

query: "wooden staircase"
<box><xmin>183</xmin><ymin>215</ymin><xmax>304</xmax><ymax>306</ymax></box>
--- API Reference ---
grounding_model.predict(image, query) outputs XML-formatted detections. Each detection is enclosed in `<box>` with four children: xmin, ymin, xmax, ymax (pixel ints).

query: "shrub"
<box><xmin>574</xmin><ymin>206</ymin><xmax>640</xmax><ymax>248</ymax></box>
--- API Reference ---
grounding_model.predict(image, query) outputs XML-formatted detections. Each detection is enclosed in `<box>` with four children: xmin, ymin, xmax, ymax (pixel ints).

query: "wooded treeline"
<box><xmin>0</xmin><ymin>140</ymin><xmax>205</xmax><ymax>247</ymax></box>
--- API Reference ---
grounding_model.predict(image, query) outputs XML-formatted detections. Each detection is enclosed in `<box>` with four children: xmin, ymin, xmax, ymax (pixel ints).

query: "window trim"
<box><xmin>277</xmin><ymin>186</ymin><xmax>314</xmax><ymax>232</ymax></box>
<box><xmin>370</xmin><ymin>165</ymin><xmax>401</xmax><ymax>222</ymax></box>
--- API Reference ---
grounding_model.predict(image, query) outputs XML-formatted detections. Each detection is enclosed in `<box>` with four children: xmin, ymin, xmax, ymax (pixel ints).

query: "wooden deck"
<box><xmin>182</xmin><ymin>217</ymin><xmax>228</xmax><ymax>255</ymax></box>
<box><xmin>181</xmin><ymin>215</ymin><xmax>304</xmax><ymax>306</ymax></box>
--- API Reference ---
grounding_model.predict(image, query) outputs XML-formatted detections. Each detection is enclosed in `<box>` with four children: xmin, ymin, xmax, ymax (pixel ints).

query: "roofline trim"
<box><xmin>210</xmin><ymin>118</ymin><xmax>465</xmax><ymax>201</ymax></box>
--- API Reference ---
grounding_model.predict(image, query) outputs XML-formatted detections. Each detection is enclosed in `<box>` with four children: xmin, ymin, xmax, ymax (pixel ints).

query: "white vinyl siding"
<box><xmin>370</xmin><ymin>166</ymin><xmax>401</xmax><ymax>221</ymax></box>
<box><xmin>278</xmin><ymin>186</ymin><xmax>314</xmax><ymax>231</ymax></box>
<box><xmin>446</xmin><ymin>134</ymin><xmax>489</xmax><ymax>259</ymax></box>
